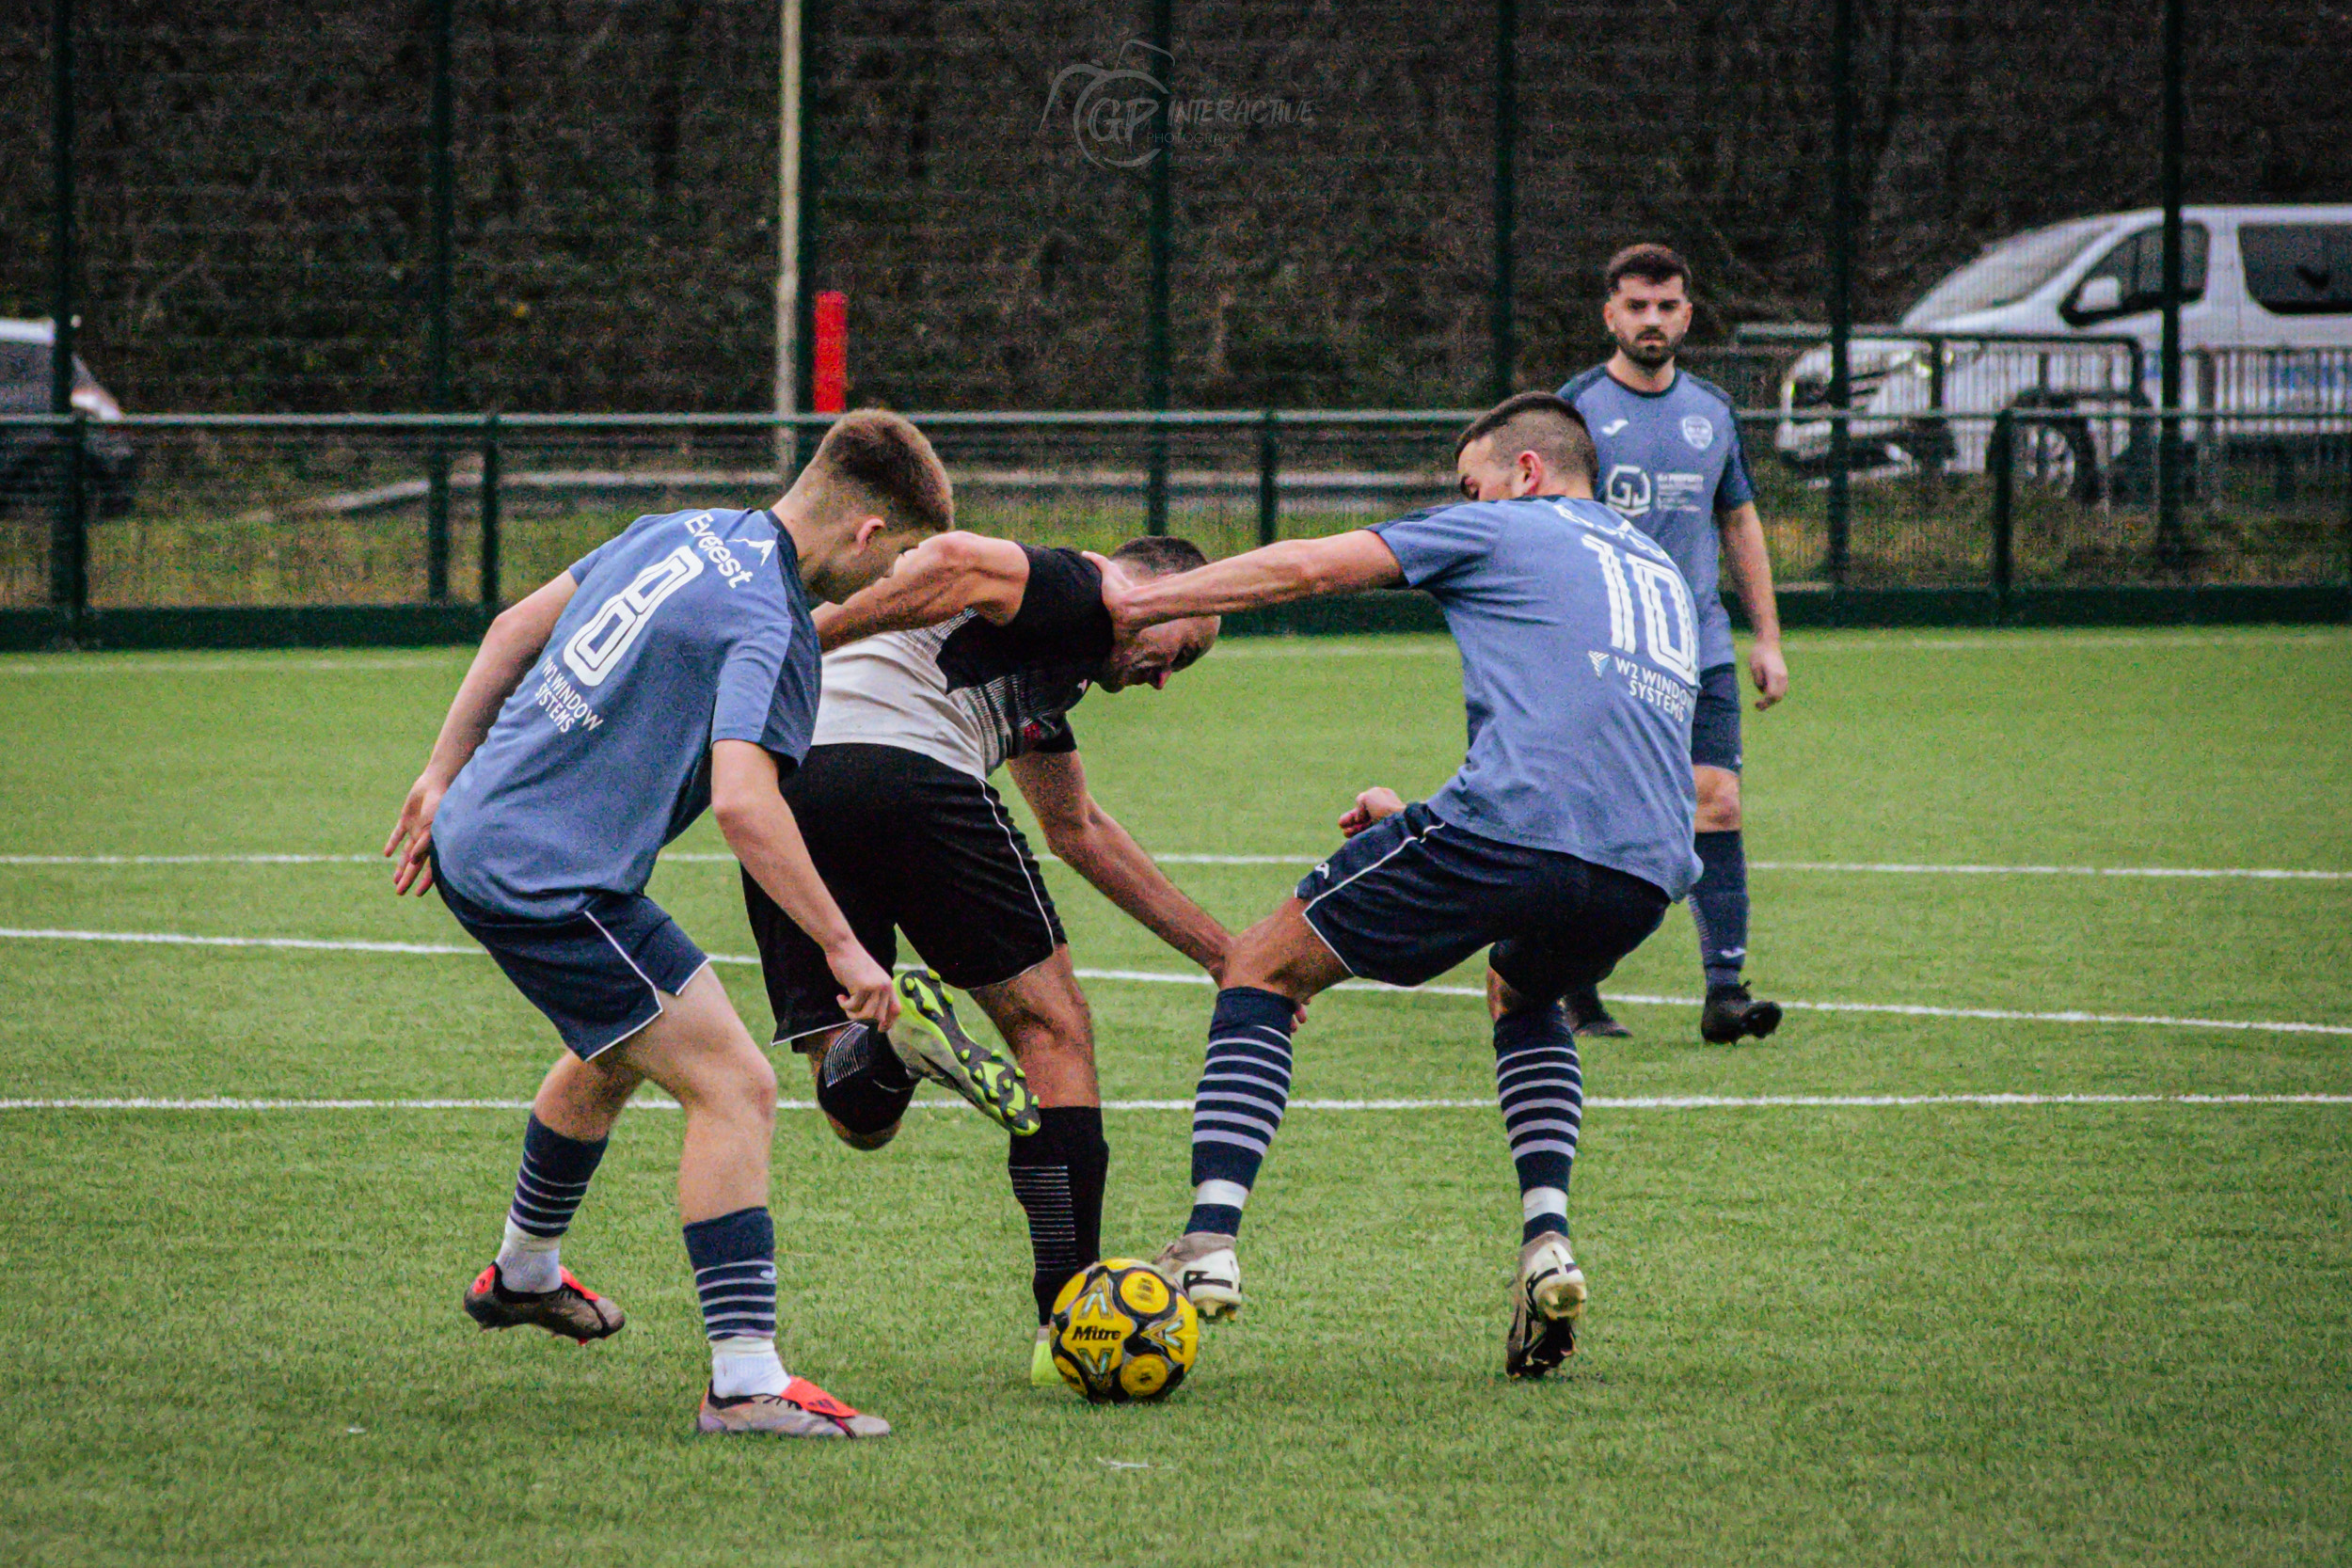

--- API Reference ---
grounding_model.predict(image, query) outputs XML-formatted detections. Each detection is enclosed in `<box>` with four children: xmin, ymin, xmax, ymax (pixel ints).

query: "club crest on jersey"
<box><xmin>1680</xmin><ymin>414</ymin><xmax>1714</xmax><ymax>451</ymax></box>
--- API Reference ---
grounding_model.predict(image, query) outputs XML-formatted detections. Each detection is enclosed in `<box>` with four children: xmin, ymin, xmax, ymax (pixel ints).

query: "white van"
<box><xmin>1773</xmin><ymin>205</ymin><xmax>2352</xmax><ymax>498</ymax></box>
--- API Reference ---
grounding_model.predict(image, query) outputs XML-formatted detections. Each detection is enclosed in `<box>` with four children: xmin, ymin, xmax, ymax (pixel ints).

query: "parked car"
<box><xmin>0</xmin><ymin>319</ymin><xmax>139</xmax><ymax>516</ymax></box>
<box><xmin>1772</xmin><ymin>205</ymin><xmax>2352</xmax><ymax>499</ymax></box>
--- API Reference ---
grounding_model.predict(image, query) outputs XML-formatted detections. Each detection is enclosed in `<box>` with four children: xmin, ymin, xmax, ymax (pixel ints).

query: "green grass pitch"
<box><xmin>1</xmin><ymin>627</ymin><xmax>2347</xmax><ymax>1565</ymax></box>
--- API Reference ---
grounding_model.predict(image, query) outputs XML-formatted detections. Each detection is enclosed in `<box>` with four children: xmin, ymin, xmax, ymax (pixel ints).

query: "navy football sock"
<box><xmin>1185</xmin><ymin>988</ymin><xmax>1296</xmax><ymax>1238</ymax></box>
<box><xmin>683</xmin><ymin>1206</ymin><xmax>779</xmax><ymax>1343</ymax></box>
<box><xmin>1009</xmin><ymin>1106</ymin><xmax>1108</xmax><ymax>1323</ymax></box>
<box><xmin>684</xmin><ymin>1207</ymin><xmax>786</xmax><ymax>1397</ymax></box>
<box><xmin>1691</xmin><ymin>829</ymin><xmax>1751</xmax><ymax>991</ymax></box>
<box><xmin>1493</xmin><ymin>1004</ymin><xmax>1583</xmax><ymax>1243</ymax></box>
<box><xmin>496</xmin><ymin>1116</ymin><xmax>608</xmax><ymax>1292</ymax></box>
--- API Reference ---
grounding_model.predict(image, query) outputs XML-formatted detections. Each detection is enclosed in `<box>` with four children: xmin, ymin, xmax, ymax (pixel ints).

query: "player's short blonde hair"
<box><xmin>803</xmin><ymin>408</ymin><xmax>954</xmax><ymax>535</ymax></box>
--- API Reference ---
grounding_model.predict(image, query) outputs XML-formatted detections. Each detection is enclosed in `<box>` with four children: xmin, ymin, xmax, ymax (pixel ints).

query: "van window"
<box><xmin>2060</xmin><ymin>225</ymin><xmax>2208</xmax><ymax>325</ymax></box>
<box><xmin>2241</xmin><ymin>224</ymin><xmax>2352</xmax><ymax>315</ymax></box>
<box><xmin>1901</xmin><ymin>220</ymin><xmax>2111</xmax><ymax>325</ymax></box>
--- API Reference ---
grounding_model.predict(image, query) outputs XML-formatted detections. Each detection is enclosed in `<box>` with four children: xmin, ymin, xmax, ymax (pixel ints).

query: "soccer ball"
<box><xmin>1048</xmin><ymin>1259</ymin><xmax>1200</xmax><ymax>1403</ymax></box>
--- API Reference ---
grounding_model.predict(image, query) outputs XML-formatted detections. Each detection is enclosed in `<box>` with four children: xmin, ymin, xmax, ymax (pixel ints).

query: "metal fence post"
<box><xmin>1824</xmin><ymin>0</ymin><xmax>1855</xmax><ymax>588</ymax></box>
<box><xmin>2155</xmin><ymin>0</ymin><xmax>2186</xmax><ymax>566</ymax></box>
<box><xmin>1257</xmin><ymin>409</ymin><xmax>1279</xmax><ymax>546</ymax></box>
<box><xmin>1489</xmin><ymin>0</ymin><xmax>1517</xmax><ymax>404</ymax></box>
<box><xmin>50</xmin><ymin>415</ymin><xmax>88</xmax><ymax>626</ymax></box>
<box><xmin>478</xmin><ymin>414</ymin><xmax>501</xmax><ymax>610</ymax></box>
<box><xmin>1991</xmin><ymin>409</ymin><xmax>2014</xmax><ymax>621</ymax></box>
<box><xmin>48</xmin><ymin>0</ymin><xmax>80</xmax><ymax>629</ymax></box>
<box><xmin>1142</xmin><ymin>0</ymin><xmax>1174</xmax><ymax>536</ymax></box>
<box><xmin>423</xmin><ymin>0</ymin><xmax>455</xmax><ymax>601</ymax></box>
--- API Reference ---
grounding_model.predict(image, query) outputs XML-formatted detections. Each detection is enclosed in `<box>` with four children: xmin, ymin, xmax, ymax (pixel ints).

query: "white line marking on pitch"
<box><xmin>3</xmin><ymin>850</ymin><xmax>2344</xmax><ymax>879</ymax></box>
<box><xmin>3</xmin><ymin>1094</ymin><xmax>2345</xmax><ymax>1114</ymax></box>
<box><xmin>1</xmin><ymin>926</ymin><xmax>2346</xmax><ymax>1039</ymax></box>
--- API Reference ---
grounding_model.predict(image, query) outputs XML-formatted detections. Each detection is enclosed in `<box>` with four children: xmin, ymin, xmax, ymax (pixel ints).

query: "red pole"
<box><xmin>813</xmin><ymin>291</ymin><xmax>848</xmax><ymax>414</ymax></box>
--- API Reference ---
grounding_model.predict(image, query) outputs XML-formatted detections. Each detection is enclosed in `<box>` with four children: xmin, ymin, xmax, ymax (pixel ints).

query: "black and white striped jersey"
<box><xmin>809</xmin><ymin>546</ymin><xmax>1113</xmax><ymax>779</ymax></box>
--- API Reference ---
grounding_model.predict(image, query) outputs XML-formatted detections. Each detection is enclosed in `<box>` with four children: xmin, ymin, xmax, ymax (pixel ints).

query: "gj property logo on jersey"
<box><xmin>1041</xmin><ymin>40</ymin><xmax>1316</xmax><ymax>168</ymax></box>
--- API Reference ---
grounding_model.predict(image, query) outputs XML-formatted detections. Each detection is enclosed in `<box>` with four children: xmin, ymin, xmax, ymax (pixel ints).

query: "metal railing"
<box><xmin>4</xmin><ymin>409</ymin><xmax>2347</xmax><ymax>635</ymax></box>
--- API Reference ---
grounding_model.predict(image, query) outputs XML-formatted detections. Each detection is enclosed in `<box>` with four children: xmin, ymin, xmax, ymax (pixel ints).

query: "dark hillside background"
<box><xmin>3</xmin><ymin>1</ymin><xmax>2344</xmax><ymax>412</ymax></box>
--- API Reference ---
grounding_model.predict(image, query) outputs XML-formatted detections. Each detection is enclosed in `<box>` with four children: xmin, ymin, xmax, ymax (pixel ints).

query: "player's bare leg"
<box><xmin>462</xmin><ymin>1041</ymin><xmax>640</xmax><ymax>1340</ymax></box>
<box><xmin>1160</xmin><ymin>897</ymin><xmax>1343</xmax><ymax>1321</ymax></box>
<box><xmin>1692</xmin><ymin>765</ymin><xmax>1781</xmax><ymax>1044</ymax></box>
<box><xmin>508</xmin><ymin>968</ymin><xmax>885</xmax><ymax>1436</ymax></box>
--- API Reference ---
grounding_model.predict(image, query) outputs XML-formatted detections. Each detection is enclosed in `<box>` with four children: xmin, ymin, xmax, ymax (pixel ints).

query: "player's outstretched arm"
<box><xmin>710</xmin><ymin>740</ymin><xmax>899</xmax><ymax>1030</ymax></box>
<box><xmin>1099</xmin><ymin>531</ymin><xmax>1405</xmax><ymax>633</ymax></box>
<box><xmin>1007</xmin><ymin>751</ymin><xmax>1232</xmax><ymax>979</ymax></box>
<box><xmin>1716</xmin><ymin>502</ymin><xmax>1789</xmax><ymax>709</ymax></box>
<box><xmin>385</xmin><ymin>570</ymin><xmax>578</xmax><ymax>895</ymax></box>
<box><xmin>812</xmin><ymin>531</ymin><xmax>1032</xmax><ymax>651</ymax></box>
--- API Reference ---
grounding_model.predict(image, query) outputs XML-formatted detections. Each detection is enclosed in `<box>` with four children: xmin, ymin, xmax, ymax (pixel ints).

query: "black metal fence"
<box><xmin>5</xmin><ymin>409</ymin><xmax>2344</xmax><ymax>648</ymax></box>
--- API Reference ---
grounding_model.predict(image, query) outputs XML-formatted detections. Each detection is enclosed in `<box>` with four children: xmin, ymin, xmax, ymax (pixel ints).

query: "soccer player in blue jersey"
<box><xmin>1560</xmin><ymin>243</ymin><xmax>1788</xmax><ymax>1045</ymax></box>
<box><xmin>383</xmin><ymin>409</ymin><xmax>952</xmax><ymax>1439</ymax></box>
<box><xmin>1103</xmin><ymin>391</ymin><xmax>1702</xmax><ymax>1378</ymax></box>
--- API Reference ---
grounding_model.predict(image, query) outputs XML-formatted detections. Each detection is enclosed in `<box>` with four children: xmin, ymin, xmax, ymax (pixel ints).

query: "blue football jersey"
<box><xmin>1560</xmin><ymin>365</ymin><xmax>1754</xmax><ymax>672</ymax></box>
<box><xmin>433</xmin><ymin>507</ymin><xmax>820</xmax><ymax>918</ymax></box>
<box><xmin>1370</xmin><ymin>497</ymin><xmax>1703</xmax><ymax>899</ymax></box>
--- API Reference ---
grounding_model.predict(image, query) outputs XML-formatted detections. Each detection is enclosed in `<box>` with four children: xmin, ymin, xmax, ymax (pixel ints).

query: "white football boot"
<box><xmin>1505</xmin><ymin>1232</ymin><xmax>1586</xmax><ymax>1379</ymax></box>
<box><xmin>1152</xmin><ymin>1231</ymin><xmax>1244</xmax><ymax>1322</ymax></box>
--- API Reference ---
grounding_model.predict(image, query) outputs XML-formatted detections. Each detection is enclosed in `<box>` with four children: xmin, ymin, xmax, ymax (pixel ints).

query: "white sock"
<box><xmin>1194</xmin><ymin>1180</ymin><xmax>1250</xmax><ymax>1222</ymax></box>
<box><xmin>1522</xmin><ymin>1186</ymin><xmax>1569</xmax><ymax>1234</ymax></box>
<box><xmin>497</xmin><ymin>1218</ymin><xmax>562</xmax><ymax>1294</ymax></box>
<box><xmin>710</xmin><ymin>1336</ymin><xmax>790</xmax><ymax>1399</ymax></box>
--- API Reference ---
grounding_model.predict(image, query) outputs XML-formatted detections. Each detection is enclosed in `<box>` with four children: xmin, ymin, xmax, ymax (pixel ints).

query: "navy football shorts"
<box><xmin>1692</xmin><ymin>661</ymin><xmax>1742</xmax><ymax>773</ymax></box>
<box><xmin>437</xmin><ymin>874</ymin><xmax>710</xmax><ymax>1060</ymax></box>
<box><xmin>1294</xmin><ymin>801</ymin><xmax>1670</xmax><ymax>1003</ymax></box>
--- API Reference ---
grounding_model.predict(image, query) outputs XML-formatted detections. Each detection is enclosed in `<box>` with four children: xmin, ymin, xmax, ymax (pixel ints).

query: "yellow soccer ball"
<box><xmin>1048</xmin><ymin>1259</ymin><xmax>1200</xmax><ymax>1403</ymax></box>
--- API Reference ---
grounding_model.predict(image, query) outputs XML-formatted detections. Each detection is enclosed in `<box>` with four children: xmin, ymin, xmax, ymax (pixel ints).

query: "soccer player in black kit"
<box><xmin>739</xmin><ymin>531</ymin><xmax>1231</xmax><ymax>1384</ymax></box>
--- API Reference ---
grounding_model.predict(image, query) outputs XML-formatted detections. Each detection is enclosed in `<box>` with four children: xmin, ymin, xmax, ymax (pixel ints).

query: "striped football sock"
<box><xmin>1493</xmin><ymin>1003</ymin><xmax>1584</xmax><ymax>1243</ymax></box>
<box><xmin>1184</xmin><ymin>987</ymin><xmax>1296</xmax><ymax>1238</ymax></box>
<box><xmin>683</xmin><ymin>1206</ymin><xmax>787</xmax><ymax>1398</ymax></box>
<box><xmin>495</xmin><ymin>1115</ymin><xmax>608</xmax><ymax>1293</ymax></box>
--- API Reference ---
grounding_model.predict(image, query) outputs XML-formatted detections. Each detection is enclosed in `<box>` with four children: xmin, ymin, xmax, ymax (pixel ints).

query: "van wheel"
<box><xmin>2014</xmin><ymin>414</ymin><xmax>2102</xmax><ymax>504</ymax></box>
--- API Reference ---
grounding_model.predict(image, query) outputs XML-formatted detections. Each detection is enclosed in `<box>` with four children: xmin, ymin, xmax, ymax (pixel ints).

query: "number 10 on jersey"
<box><xmin>1579</xmin><ymin>535</ymin><xmax>1699</xmax><ymax>685</ymax></box>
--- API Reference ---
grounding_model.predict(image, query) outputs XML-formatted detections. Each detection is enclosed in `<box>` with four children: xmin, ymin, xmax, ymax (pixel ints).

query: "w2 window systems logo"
<box><xmin>1041</xmin><ymin>40</ymin><xmax>1317</xmax><ymax>169</ymax></box>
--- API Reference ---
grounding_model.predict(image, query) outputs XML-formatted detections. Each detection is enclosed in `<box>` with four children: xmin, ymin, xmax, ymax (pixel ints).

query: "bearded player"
<box><xmin>1105</xmin><ymin>392</ymin><xmax>1702</xmax><ymax>1378</ymax></box>
<box><xmin>739</xmin><ymin>531</ymin><xmax>1231</xmax><ymax>1386</ymax></box>
<box><xmin>1559</xmin><ymin>243</ymin><xmax>1788</xmax><ymax>1044</ymax></box>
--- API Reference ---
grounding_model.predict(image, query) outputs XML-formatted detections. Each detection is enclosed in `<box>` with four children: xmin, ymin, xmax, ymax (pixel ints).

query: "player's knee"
<box><xmin>681</xmin><ymin>1040</ymin><xmax>776</xmax><ymax>1129</ymax></box>
<box><xmin>1695</xmin><ymin>770</ymin><xmax>1741</xmax><ymax>832</ymax></box>
<box><xmin>826</xmin><ymin>1112</ymin><xmax>900</xmax><ymax>1151</ymax></box>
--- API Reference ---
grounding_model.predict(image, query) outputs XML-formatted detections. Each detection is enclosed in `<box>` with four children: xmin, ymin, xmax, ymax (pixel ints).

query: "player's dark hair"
<box><xmin>1454</xmin><ymin>391</ymin><xmax>1597</xmax><ymax>486</ymax></box>
<box><xmin>1604</xmin><ymin>242</ymin><xmax>1692</xmax><ymax>296</ymax></box>
<box><xmin>1109</xmin><ymin>535</ymin><xmax>1210</xmax><ymax>578</ymax></box>
<box><xmin>804</xmin><ymin>408</ymin><xmax>954</xmax><ymax>534</ymax></box>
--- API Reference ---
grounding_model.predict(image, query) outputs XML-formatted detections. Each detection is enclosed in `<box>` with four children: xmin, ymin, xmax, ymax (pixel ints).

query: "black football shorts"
<box><xmin>743</xmin><ymin>742</ymin><xmax>1067</xmax><ymax>1045</ymax></box>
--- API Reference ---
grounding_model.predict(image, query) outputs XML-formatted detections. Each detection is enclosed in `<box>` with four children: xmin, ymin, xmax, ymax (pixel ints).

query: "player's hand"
<box><xmin>1338</xmin><ymin>786</ymin><xmax>1406</xmax><ymax>837</ymax></box>
<box><xmin>1085</xmin><ymin>551</ymin><xmax>1150</xmax><ymax>639</ymax></box>
<box><xmin>829</xmin><ymin>942</ymin><xmax>900</xmax><ymax>1032</ymax></box>
<box><xmin>384</xmin><ymin>772</ymin><xmax>446</xmax><ymax>895</ymax></box>
<box><xmin>1749</xmin><ymin>640</ymin><xmax>1790</xmax><ymax>710</ymax></box>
